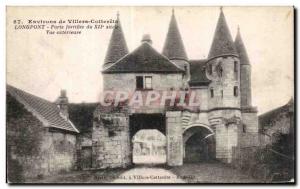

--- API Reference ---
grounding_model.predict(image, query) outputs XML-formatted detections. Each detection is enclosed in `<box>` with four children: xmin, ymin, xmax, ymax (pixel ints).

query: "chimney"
<box><xmin>56</xmin><ymin>89</ymin><xmax>69</xmax><ymax>119</ymax></box>
<box><xmin>141</xmin><ymin>34</ymin><xmax>152</xmax><ymax>45</ymax></box>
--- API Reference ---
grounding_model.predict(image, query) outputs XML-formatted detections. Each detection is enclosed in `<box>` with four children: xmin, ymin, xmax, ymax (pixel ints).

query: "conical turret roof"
<box><xmin>208</xmin><ymin>8</ymin><xmax>238</xmax><ymax>59</ymax></box>
<box><xmin>104</xmin><ymin>13</ymin><xmax>129</xmax><ymax>66</ymax></box>
<box><xmin>162</xmin><ymin>10</ymin><xmax>188</xmax><ymax>60</ymax></box>
<box><xmin>234</xmin><ymin>27</ymin><xmax>250</xmax><ymax>65</ymax></box>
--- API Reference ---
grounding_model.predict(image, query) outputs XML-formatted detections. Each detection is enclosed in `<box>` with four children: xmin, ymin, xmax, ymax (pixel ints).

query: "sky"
<box><xmin>6</xmin><ymin>6</ymin><xmax>294</xmax><ymax>114</ymax></box>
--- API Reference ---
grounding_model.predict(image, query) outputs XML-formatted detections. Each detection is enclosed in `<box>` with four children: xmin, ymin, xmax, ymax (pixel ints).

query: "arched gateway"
<box><xmin>183</xmin><ymin>124</ymin><xmax>215</xmax><ymax>163</ymax></box>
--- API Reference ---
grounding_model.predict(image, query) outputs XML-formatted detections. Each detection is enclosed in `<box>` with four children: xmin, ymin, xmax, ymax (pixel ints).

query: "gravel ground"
<box><xmin>26</xmin><ymin>162</ymin><xmax>262</xmax><ymax>184</ymax></box>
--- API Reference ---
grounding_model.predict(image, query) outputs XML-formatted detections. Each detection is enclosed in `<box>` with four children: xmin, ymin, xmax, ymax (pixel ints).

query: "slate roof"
<box><xmin>162</xmin><ymin>11</ymin><xmax>188</xmax><ymax>60</ymax></box>
<box><xmin>102</xmin><ymin>42</ymin><xmax>185</xmax><ymax>73</ymax></box>
<box><xmin>208</xmin><ymin>9</ymin><xmax>238</xmax><ymax>60</ymax></box>
<box><xmin>259</xmin><ymin>99</ymin><xmax>294</xmax><ymax>129</ymax></box>
<box><xmin>103</xmin><ymin>14</ymin><xmax>129</xmax><ymax>66</ymax></box>
<box><xmin>234</xmin><ymin>27</ymin><xmax>250</xmax><ymax>65</ymax></box>
<box><xmin>189</xmin><ymin>59</ymin><xmax>210</xmax><ymax>86</ymax></box>
<box><xmin>7</xmin><ymin>85</ymin><xmax>79</xmax><ymax>133</ymax></box>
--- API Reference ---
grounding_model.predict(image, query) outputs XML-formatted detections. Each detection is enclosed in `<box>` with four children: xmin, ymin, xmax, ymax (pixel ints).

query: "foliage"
<box><xmin>254</xmin><ymin>132</ymin><xmax>294</xmax><ymax>182</ymax></box>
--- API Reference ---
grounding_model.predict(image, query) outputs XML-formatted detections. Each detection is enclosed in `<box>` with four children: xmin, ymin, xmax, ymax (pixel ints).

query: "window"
<box><xmin>242</xmin><ymin>124</ymin><xmax>247</xmax><ymax>133</ymax></box>
<box><xmin>234</xmin><ymin>61</ymin><xmax>238</xmax><ymax>72</ymax></box>
<box><xmin>136</xmin><ymin>76</ymin><xmax>152</xmax><ymax>90</ymax></box>
<box><xmin>145</xmin><ymin>76</ymin><xmax>152</xmax><ymax>89</ymax></box>
<box><xmin>184</xmin><ymin>65</ymin><xmax>187</xmax><ymax>72</ymax></box>
<box><xmin>234</xmin><ymin>86</ymin><xmax>238</xmax><ymax>97</ymax></box>
<box><xmin>216</xmin><ymin>64</ymin><xmax>223</xmax><ymax>77</ymax></box>
<box><xmin>136</xmin><ymin>76</ymin><xmax>143</xmax><ymax>89</ymax></box>
<box><xmin>210</xmin><ymin>88</ymin><xmax>214</xmax><ymax>98</ymax></box>
<box><xmin>221</xmin><ymin>90</ymin><xmax>223</xmax><ymax>98</ymax></box>
<box><xmin>208</xmin><ymin>64</ymin><xmax>213</xmax><ymax>75</ymax></box>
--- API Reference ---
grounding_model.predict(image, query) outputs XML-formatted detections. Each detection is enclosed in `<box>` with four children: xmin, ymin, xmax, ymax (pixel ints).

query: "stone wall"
<box><xmin>12</xmin><ymin>131</ymin><xmax>77</xmax><ymax>179</ymax></box>
<box><xmin>209</xmin><ymin>109</ymin><xmax>241</xmax><ymax>163</ymax></box>
<box><xmin>103</xmin><ymin>73</ymin><xmax>184</xmax><ymax>91</ymax></box>
<box><xmin>166</xmin><ymin>111</ymin><xmax>183</xmax><ymax>166</ymax></box>
<box><xmin>239</xmin><ymin>110</ymin><xmax>260</xmax><ymax>147</ymax></box>
<box><xmin>207</xmin><ymin>56</ymin><xmax>240</xmax><ymax>109</ymax></box>
<box><xmin>260</xmin><ymin>109</ymin><xmax>293</xmax><ymax>146</ymax></box>
<box><xmin>240</xmin><ymin>64</ymin><xmax>252</xmax><ymax>108</ymax></box>
<box><xmin>92</xmin><ymin>109</ymin><xmax>131</xmax><ymax>168</ymax></box>
<box><xmin>7</xmin><ymin>94</ymin><xmax>77</xmax><ymax>180</ymax></box>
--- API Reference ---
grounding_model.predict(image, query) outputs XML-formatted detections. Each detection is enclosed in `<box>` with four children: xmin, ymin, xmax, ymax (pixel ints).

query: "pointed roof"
<box><xmin>7</xmin><ymin>85</ymin><xmax>79</xmax><ymax>133</ymax></box>
<box><xmin>102</xmin><ymin>42</ymin><xmax>184</xmax><ymax>73</ymax></box>
<box><xmin>104</xmin><ymin>12</ymin><xmax>129</xmax><ymax>66</ymax></box>
<box><xmin>208</xmin><ymin>7</ymin><xmax>238</xmax><ymax>59</ymax></box>
<box><xmin>189</xmin><ymin>59</ymin><xmax>210</xmax><ymax>86</ymax></box>
<box><xmin>162</xmin><ymin>10</ymin><xmax>188</xmax><ymax>61</ymax></box>
<box><xmin>234</xmin><ymin>27</ymin><xmax>250</xmax><ymax>65</ymax></box>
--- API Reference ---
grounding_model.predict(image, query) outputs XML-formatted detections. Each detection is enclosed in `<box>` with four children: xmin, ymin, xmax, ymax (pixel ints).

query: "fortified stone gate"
<box><xmin>90</xmin><ymin>8</ymin><xmax>260</xmax><ymax>169</ymax></box>
<box><xmin>92</xmin><ymin>107</ymin><xmax>226</xmax><ymax>168</ymax></box>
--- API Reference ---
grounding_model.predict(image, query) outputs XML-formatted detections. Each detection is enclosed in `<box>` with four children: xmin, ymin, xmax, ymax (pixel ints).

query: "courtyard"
<box><xmin>27</xmin><ymin>162</ymin><xmax>262</xmax><ymax>184</ymax></box>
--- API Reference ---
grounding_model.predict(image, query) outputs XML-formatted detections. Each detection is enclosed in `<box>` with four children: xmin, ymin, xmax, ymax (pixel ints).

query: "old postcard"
<box><xmin>6</xmin><ymin>6</ymin><xmax>294</xmax><ymax>184</ymax></box>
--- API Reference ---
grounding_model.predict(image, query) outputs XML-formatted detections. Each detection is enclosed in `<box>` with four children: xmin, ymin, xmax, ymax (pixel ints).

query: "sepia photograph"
<box><xmin>6</xmin><ymin>6</ymin><xmax>294</xmax><ymax>184</ymax></box>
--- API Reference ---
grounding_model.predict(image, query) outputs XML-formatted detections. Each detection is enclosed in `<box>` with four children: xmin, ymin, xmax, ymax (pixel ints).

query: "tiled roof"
<box><xmin>102</xmin><ymin>42</ymin><xmax>184</xmax><ymax>73</ymax></box>
<box><xmin>234</xmin><ymin>27</ymin><xmax>250</xmax><ymax>65</ymax></box>
<box><xmin>189</xmin><ymin>59</ymin><xmax>210</xmax><ymax>86</ymax></box>
<box><xmin>208</xmin><ymin>9</ymin><xmax>238</xmax><ymax>59</ymax></box>
<box><xmin>103</xmin><ymin>14</ymin><xmax>129</xmax><ymax>66</ymax></box>
<box><xmin>7</xmin><ymin>85</ymin><xmax>79</xmax><ymax>133</ymax></box>
<box><xmin>162</xmin><ymin>11</ymin><xmax>188</xmax><ymax>60</ymax></box>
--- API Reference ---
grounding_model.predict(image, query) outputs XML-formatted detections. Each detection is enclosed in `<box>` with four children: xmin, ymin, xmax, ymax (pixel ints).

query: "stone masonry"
<box><xmin>92</xmin><ymin>107</ymin><xmax>131</xmax><ymax>168</ymax></box>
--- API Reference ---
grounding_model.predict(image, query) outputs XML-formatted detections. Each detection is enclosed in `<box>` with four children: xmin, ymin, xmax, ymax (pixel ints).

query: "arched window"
<box><xmin>234</xmin><ymin>86</ymin><xmax>238</xmax><ymax>97</ymax></box>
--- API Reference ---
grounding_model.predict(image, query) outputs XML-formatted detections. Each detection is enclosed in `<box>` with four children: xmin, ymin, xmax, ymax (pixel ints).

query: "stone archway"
<box><xmin>132</xmin><ymin>129</ymin><xmax>167</xmax><ymax>165</ymax></box>
<box><xmin>183</xmin><ymin>124</ymin><xmax>215</xmax><ymax>163</ymax></box>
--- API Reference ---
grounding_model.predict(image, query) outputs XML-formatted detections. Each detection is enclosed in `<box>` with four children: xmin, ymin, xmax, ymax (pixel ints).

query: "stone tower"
<box><xmin>206</xmin><ymin>8</ymin><xmax>241</xmax><ymax>163</ymax></box>
<box><xmin>103</xmin><ymin>12</ymin><xmax>129</xmax><ymax>69</ymax></box>
<box><xmin>235</xmin><ymin>26</ymin><xmax>252</xmax><ymax>108</ymax></box>
<box><xmin>234</xmin><ymin>26</ymin><xmax>259</xmax><ymax>147</ymax></box>
<box><xmin>162</xmin><ymin>9</ymin><xmax>190</xmax><ymax>86</ymax></box>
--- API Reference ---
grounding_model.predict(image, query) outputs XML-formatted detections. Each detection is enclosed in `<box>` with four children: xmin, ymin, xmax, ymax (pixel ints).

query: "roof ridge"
<box><xmin>103</xmin><ymin>42</ymin><xmax>184</xmax><ymax>73</ymax></box>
